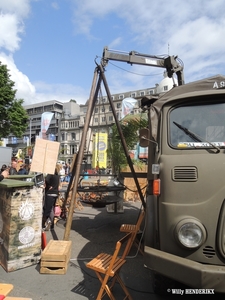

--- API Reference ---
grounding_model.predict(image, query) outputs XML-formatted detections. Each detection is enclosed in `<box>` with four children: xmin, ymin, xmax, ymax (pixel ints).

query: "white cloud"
<box><xmin>0</xmin><ymin>0</ymin><xmax>35</xmax><ymax>105</ymax></box>
<box><xmin>31</xmin><ymin>81</ymin><xmax>88</xmax><ymax>105</ymax></box>
<box><xmin>71</xmin><ymin>0</ymin><xmax>225</xmax><ymax>86</ymax></box>
<box><xmin>108</xmin><ymin>37</ymin><xmax>122</xmax><ymax>49</ymax></box>
<box><xmin>0</xmin><ymin>52</ymin><xmax>36</xmax><ymax>101</ymax></box>
<box><xmin>0</xmin><ymin>13</ymin><xmax>24</xmax><ymax>52</ymax></box>
<box><xmin>1</xmin><ymin>0</ymin><xmax>225</xmax><ymax>107</ymax></box>
<box><xmin>0</xmin><ymin>0</ymin><xmax>30</xmax><ymax>18</ymax></box>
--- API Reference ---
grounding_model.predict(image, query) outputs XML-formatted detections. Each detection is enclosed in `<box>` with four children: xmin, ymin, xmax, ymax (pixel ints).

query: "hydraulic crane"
<box><xmin>101</xmin><ymin>46</ymin><xmax>184</xmax><ymax>86</ymax></box>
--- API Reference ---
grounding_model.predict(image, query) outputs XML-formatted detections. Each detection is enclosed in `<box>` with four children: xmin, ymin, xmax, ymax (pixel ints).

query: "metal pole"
<box><xmin>29</xmin><ymin>118</ymin><xmax>32</xmax><ymax>146</ymax></box>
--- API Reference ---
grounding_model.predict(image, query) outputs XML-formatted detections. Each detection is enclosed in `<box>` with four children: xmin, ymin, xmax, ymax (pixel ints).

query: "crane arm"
<box><xmin>101</xmin><ymin>46</ymin><xmax>184</xmax><ymax>86</ymax></box>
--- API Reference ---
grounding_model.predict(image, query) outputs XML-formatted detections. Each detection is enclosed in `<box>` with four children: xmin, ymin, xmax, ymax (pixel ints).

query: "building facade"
<box><xmin>5</xmin><ymin>73</ymin><xmax>174</xmax><ymax>164</ymax></box>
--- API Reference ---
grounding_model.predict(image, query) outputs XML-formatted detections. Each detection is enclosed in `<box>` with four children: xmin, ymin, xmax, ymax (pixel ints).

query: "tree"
<box><xmin>0</xmin><ymin>62</ymin><xmax>28</xmax><ymax>139</ymax></box>
<box><xmin>108</xmin><ymin>113</ymin><xmax>148</xmax><ymax>174</ymax></box>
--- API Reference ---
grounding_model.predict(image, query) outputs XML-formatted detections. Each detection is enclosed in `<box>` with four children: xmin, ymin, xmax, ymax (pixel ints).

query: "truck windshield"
<box><xmin>169</xmin><ymin>103</ymin><xmax>225</xmax><ymax>149</ymax></box>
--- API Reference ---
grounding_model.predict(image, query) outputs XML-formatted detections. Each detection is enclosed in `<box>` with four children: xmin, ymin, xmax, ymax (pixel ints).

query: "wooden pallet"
<box><xmin>40</xmin><ymin>240</ymin><xmax>72</xmax><ymax>275</ymax></box>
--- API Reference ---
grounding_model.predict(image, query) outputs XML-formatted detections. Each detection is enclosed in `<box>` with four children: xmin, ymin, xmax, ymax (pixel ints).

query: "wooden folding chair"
<box><xmin>0</xmin><ymin>283</ymin><xmax>14</xmax><ymax>297</ymax></box>
<box><xmin>120</xmin><ymin>209</ymin><xmax>145</xmax><ymax>255</ymax></box>
<box><xmin>86</xmin><ymin>233</ymin><xmax>133</xmax><ymax>300</ymax></box>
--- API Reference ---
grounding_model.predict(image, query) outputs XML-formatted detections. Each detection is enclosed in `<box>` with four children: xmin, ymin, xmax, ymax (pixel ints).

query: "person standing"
<box><xmin>18</xmin><ymin>164</ymin><xmax>28</xmax><ymax>175</ymax></box>
<box><xmin>59</xmin><ymin>163</ymin><xmax>65</xmax><ymax>182</ymax></box>
<box><xmin>9</xmin><ymin>161</ymin><xmax>18</xmax><ymax>175</ymax></box>
<box><xmin>42</xmin><ymin>164</ymin><xmax>60</xmax><ymax>231</ymax></box>
<box><xmin>64</xmin><ymin>163</ymin><xmax>71</xmax><ymax>182</ymax></box>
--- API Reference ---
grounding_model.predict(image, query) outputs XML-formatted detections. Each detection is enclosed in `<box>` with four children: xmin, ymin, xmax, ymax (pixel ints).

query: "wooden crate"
<box><xmin>40</xmin><ymin>240</ymin><xmax>72</xmax><ymax>275</ymax></box>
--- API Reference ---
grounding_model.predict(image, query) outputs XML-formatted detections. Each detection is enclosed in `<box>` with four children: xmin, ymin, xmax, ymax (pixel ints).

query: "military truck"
<box><xmin>87</xmin><ymin>47</ymin><xmax>225</xmax><ymax>293</ymax></box>
<box><xmin>141</xmin><ymin>74</ymin><xmax>225</xmax><ymax>293</ymax></box>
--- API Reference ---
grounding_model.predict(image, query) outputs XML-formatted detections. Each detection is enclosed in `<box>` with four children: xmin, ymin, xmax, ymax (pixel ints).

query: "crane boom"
<box><xmin>101</xmin><ymin>46</ymin><xmax>184</xmax><ymax>86</ymax></box>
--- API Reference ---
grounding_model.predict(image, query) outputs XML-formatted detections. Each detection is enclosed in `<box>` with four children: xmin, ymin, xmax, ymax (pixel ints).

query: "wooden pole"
<box><xmin>63</xmin><ymin>68</ymin><xmax>101</xmax><ymax>240</ymax></box>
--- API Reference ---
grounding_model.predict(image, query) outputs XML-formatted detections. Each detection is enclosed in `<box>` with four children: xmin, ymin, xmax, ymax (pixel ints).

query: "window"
<box><xmin>70</xmin><ymin>144</ymin><xmax>77</xmax><ymax>155</ymax></box>
<box><xmin>27</xmin><ymin>108</ymin><xmax>33</xmax><ymax>114</ymax></box>
<box><xmin>131</xmin><ymin>92</ymin><xmax>136</xmax><ymax>98</ymax></box>
<box><xmin>61</xmin><ymin>144</ymin><xmax>65</xmax><ymax>154</ymax></box>
<box><xmin>102</xmin><ymin>117</ymin><xmax>106</xmax><ymax>122</ymax></box>
<box><xmin>164</xmin><ymin>86</ymin><xmax>168</xmax><ymax>91</ymax></box>
<box><xmin>61</xmin><ymin>132</ymin><xmax>67</xmax><ymax>141</ymax></box>
<box><xmin>109</xmin><ymin>106</ymin><xmax>112</xmax><ymax>111</ymax></box>
<box><xmin>44</xmin><ymin>105</ymin><xmax>53</xmax><ymax>111</ymax></box>
<box><xmin>140</xmin><ymin>91</ymin><xmax>145</xmax><ymax>96</ymax></box>
<box><xmin>169</xmin><ymin>103</ymin><xmax>225</xmax><ymax>148</ymax></box>
<box><xmin>119</xmin><ymin>94</ymin><xmax>124</xmax><ymax>100</ymax></box>
<box><xmin>102</xmin><ymin>107</ymin><xmax>105</xmax><ymax>112</ymax></box>
<box><xmin>71</xmin><ymin>132</ymin><xmax>76</xmax><ymax>141</ymax></box>
<box><xmin>109</xmin><ymin>116</ymin><xmax>113</xmax><ymax>122</ymax></box>
<box><xmin>95</xmin><ymin>107</ymin><xmax>98</xmax><ymax>113</ymax></box>
<box><xmin>94</xmin><ymin>118</ymin><xmax>98</xmax><ymax>123</ymax></box>
<box><xmin>116</xmin><ymin>103</ymin><xmax>121</xmax><ymax>108</ymax></box>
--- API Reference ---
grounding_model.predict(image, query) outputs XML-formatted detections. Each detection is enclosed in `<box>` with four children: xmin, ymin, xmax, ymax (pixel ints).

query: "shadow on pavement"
<box><xmin>57</xmin><ymin>201</ymin><xmax>155</xmax><ymax>299</ymax></box>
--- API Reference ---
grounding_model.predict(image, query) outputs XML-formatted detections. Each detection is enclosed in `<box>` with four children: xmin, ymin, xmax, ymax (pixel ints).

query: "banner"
<box><xmin>92</xmin><ymin>133</ymin><xmax>108</xmax><ymax>169</ymax></box>
<box><xmin>40</xmin><ymin>112</ymin><xmax>54</xmax><ymax>139</ymax></box>
<box><xmin>121</xmin><ymin>97</ymin><xmax>137</xmax><ymax>119</ymax></box>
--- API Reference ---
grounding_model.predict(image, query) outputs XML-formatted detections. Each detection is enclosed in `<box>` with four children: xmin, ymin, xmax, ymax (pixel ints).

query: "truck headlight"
<box><xmin>175</xmin><ymin>219</ymin><xmax>206</xmax><ymax>249</ymax></box>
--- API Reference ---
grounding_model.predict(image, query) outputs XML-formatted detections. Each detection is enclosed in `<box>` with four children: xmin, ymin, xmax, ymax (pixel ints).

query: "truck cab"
<box><xmin>143</xmin><ymin>74</ymin><xmax>225</xmax><ymax>293</ymax></box>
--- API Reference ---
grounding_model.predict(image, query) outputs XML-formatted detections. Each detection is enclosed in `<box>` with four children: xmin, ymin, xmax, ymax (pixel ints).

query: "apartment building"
<box><xmin>6</xmin><ymin>72</ymin><xmax>173</xmax><ymax>164</ymax></box>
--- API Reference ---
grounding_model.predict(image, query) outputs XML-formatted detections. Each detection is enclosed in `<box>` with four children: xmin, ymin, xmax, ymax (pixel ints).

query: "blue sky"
<box><xmin>0</xmin><ymin>0</ymin><xmax>225</xmax><ymax>106</ymax></box>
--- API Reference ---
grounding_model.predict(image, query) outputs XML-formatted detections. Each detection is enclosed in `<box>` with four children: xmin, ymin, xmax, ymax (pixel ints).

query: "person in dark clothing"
<box><xmin>9</xmin><ymin>161</ymin><xmax>18</xmax><ymax>175</ymax></box>
<box><xmin>0</xmin><ymin>168</ymin><xmax>9</xmax><ymax>181</ymax></box>
<box><xmin>18</xmin><ymin>164</ymin><xmax>28</xmax><ymax>175</ymax></box>
<box><xmin>1</xmin><ymin>164</ymin><xmax>7</xmax><ymax>173</ymax></box>
<box><xmin>42</xmin><ymin>164</ymin><xmax>61</xmax><ymax>231</ymax></box>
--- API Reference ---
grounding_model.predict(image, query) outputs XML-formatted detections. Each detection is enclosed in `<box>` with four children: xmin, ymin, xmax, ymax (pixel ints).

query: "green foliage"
<box><xmin>108</xmin><ymin>113</ymin><xmax>148</xmax><ymax>173</ymax></box>
<box><xmin>0</xmin><ymin>62</ymin><xmax>28</xmax><ymax>138</ymax></box>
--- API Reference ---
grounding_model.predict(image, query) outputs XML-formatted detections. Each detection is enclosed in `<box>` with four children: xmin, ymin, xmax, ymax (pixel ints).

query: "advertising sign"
<box><xmin>92</xmin><ymin>133</ymin><xmax>108</xmax><ymax>169</ymax></box>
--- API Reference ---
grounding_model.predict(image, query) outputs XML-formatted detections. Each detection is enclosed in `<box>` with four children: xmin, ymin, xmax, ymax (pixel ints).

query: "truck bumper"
<box><xmin>144</xmin><ymin>246</ymin><xmax>225</xmax><ymax>293</ymax></box>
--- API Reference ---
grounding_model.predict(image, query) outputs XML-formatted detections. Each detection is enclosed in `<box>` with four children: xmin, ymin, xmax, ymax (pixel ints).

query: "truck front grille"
<box><xmin>172</xmin><ymin>167</ymin><xmax>198</xmax><ymax>181</ymax></box>
<box><xmin>202</xmin><ymin>246</ymin><xmax>216</xmax><ymax>258</ymax></box>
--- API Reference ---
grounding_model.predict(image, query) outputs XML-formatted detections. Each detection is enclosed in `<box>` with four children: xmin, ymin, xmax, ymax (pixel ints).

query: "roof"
<box><xmin>150</xmin><ymin>74</ymin><xmax>225</xmax><ymax>140</ymax></box>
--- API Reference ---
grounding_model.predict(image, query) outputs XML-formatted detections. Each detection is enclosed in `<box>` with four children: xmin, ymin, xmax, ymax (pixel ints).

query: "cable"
<box><xmin>107</xmin><ymin>60</ymin><xmax>163</xmax><ymax>77</ymax></box>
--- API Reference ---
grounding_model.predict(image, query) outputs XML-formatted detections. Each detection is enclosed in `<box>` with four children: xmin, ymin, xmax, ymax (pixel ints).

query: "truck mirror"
<box><xmin>139</xmin><ymin>128</ymin><xmax>150</xmax><ymax>147</ymax></box>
